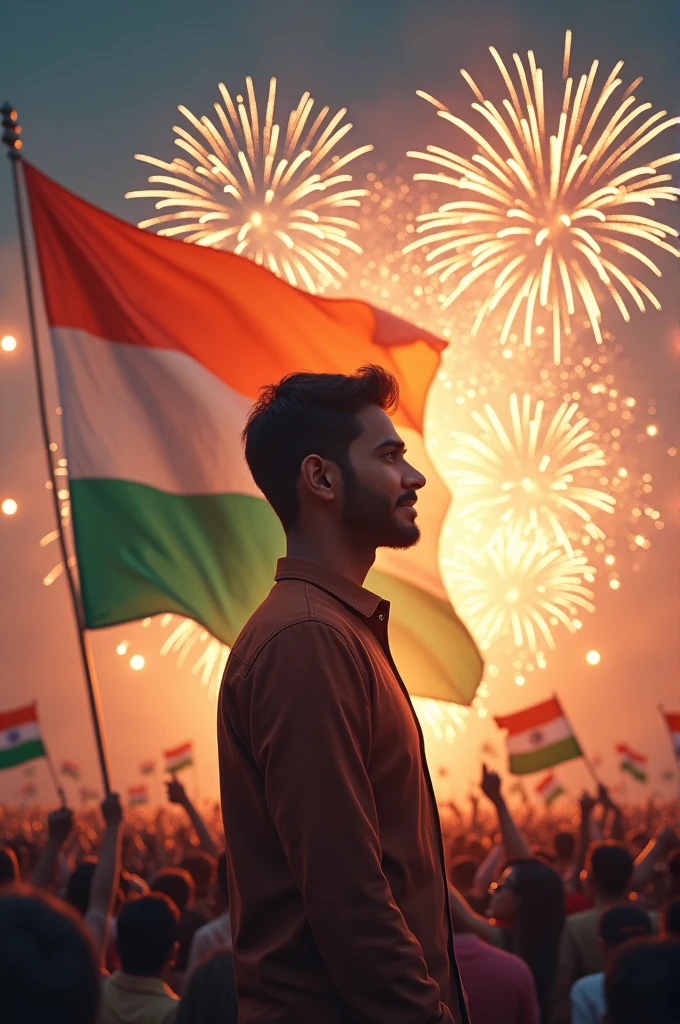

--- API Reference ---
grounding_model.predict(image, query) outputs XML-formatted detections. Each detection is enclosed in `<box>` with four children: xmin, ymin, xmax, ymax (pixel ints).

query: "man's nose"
<box><xmin>403</xmin><ymin>460</ymin><xmax>426</xmax><ymax>491</ymax></box>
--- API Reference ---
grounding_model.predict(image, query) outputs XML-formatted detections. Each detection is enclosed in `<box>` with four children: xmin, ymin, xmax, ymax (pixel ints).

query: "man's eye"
<box><xmin>383</xmin><ymin>451</ymin><xmax>395</xmax><ymax>462</ymax></box>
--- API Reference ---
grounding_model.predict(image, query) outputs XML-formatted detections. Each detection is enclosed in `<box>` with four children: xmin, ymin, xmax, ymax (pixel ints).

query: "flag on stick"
<box><xmin>0</xmin><ymin>705</ymin><xmax>46</xmax><ymax>771</ymax></box>
<box><xmin>494</xmin><ymin>697</ymin><xmax>582</xmax><ymax>775</ymax></box>
<box><xmin>60</xmin><ymin>759</ymin><xmax>81</xmax><ymax>780</ymax></box>
<box><xmin>22</xmin><ymin>163</ymin><xmax>482</xmax><ymax>706</ymax></box>
<box><xmin>661</xmin><ymin>712</ymin><xmax>680</xmax><ymax>761</ymax></box>
<box><xmin>139</xmin><ymin>760</ymin><xmax>156</xmax><ymax>775</ymax></box>
<box><xmin>128</xmin><ymin>784</ymin><xmax>148</xmax><ymax>806</ymax></box>
<box><xmin>535</xmin><ymin>773</ymin><xmax>565</xmax><ymax>806</ymax></box>
<box><xmin>616</xmin><ymin>744</ymin><xmax>648</xmax><ymax>783</ymax></box>
<box><xmin>164</xmin><ymin>742</ymin><xmax>193</xmax><ymax>774</ymax></box>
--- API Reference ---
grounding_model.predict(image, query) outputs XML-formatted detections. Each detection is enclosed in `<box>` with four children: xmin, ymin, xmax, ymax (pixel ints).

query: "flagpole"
<box><xmin>2</xmin><ymin>105</ymin><xmax>112</xmax><ymax>795</ymax></box>
<box><xmin>554</xmin><ymin>692</ymin><xmax>600</xmax><ymax>789</ymax></box>
<box><xmin>34</xmin><ymin>703</ymin><xmax>67</xmax><ymax>807</ymax></box>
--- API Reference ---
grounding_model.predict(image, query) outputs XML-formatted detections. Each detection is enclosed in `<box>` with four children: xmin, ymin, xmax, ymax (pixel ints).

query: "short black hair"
<box><xmin>605</xmin><ymin>940</ymin><xmax>680</xmax><ymax>1024</ymax></box>
<box><xmin>0</xmin><ymin>885</ymin><xmax>99</xmax><ymax>1024</ymax></box>
<box><xmin>589</xmin><ymin>842</ymin><xmax>634</xmax><ymax>898</ymax></box>
<box><xmin>116</xmin><ymin>894</ymin><xmax>179</xmax><ymax>976</ymax></box>
<box><xmin>598</xmin><ymin>905</ymin><xmax>652</xmax><ymax>948</ymax></box>
<box><xmin>151</xmin><ymin>867</ymin><xmax>195</xmax><ymax>913</ymax></box>
<box><xmin>65</xmin><ymin>859</ymin><xmax>98</xmax><ymax>917</ymax></box>
<box><xmin>243</xmin><ymin>365</ymin><xmax>399</xmax><ymax>531</ymax></box>
<box><xmin>0</xmin><ymin>845</ymin><xmax>19</xmax><ymax>884</ymax></box>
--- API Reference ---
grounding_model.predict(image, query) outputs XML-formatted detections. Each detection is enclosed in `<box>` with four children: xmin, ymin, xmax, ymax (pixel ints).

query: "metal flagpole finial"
<box><xmin>1</xmin><ymin>103</ymin><xmax>23</xmax><ymax>157</ymax></box>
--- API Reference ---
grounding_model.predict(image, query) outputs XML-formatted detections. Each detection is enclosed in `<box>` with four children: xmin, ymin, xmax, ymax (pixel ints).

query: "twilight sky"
<box><xmin>0</xmin><ymin>0</ymin><xmax>677</xmax><ymax>805</ymax></box>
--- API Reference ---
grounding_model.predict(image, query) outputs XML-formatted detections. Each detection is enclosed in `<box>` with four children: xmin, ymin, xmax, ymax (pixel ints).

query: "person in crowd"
<box><xmin>448</xmin><ymin>767</ymin><xmax>564</xmax><ymax>1023</ymax></box>
<box><xmin>151</xmin><ymin>867</ymin><xmax>206</xmax><ymax>993</ymax></box>
<box><xmin>453</xmin><ymin>912</ymin><xmax>540</xmax><ymax>1024</ymax></box>
<box><xmin>186</xmin><ymin>852</ymin><xmax>232</xmax><ymax>973</ymax></box>
<box><xmin>180</xmin><ymin>851</ymin><xmax>217</xmax><ymax>920</ymax></box>
<box><xmin>99</xmin><ymin>893</ymin><xmax>180</xmax><ymax>1024</ymax></box>
<box><xmin>0</xmin><ymin>844</ymin><xmax>20</xmax><ymax>884</ymax></box>
<box><xmin>553</xmin><ymin>831</ymin><xmax>576</xmax><ymax>885</ymax></box>
<box><xmin>31</xmin><ymin>794</ymin><xmax>124</xmax><ymax>961</ymax></box>
<box><xmin>175</xmin><ymin>948</ymin><xmax>238</xmax><ymax>1024</ymax></box>
<box><xmin>663</xmin><ymin>898</ymin><xmax>680</xmax><ymax>939</ymax></box>
<box><xmin>166</xmin><ymin>778</ymin><xmax>218</xmax><ymax>858</ymax></box>
<box><xmin>569</xmin><ymin>904</ymin><xmax>653</xmax><ymax>1024</ymax></box>
<box><xmin>0</xmin><ymin>884</ymin><xmax>100</xmax><ymax>1024</ymax></box>
<box><xmin>604</xmin><ymin>940</ymin><xmax>680</xmax><ymax>1024</ymax></box>
<box><xmin>552</xmin><ymin>840</ymin><xmax>635</xmax><ymax>1023</ymax></box>
<box><xmin>218</xmin><ymin>366</ymin><xmax>473</xmax><ymax>1023</ymax></box>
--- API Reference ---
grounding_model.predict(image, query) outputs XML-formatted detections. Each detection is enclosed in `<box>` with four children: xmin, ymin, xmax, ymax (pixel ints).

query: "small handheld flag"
<box><xmin>60</xmin><ymin>759</ymin><xmax>82</xmax><ymax>781</ymax></box>
<box><xmin>139</xmin><ymin>760</ymin><xmax>156</xmax><ymax>775</ymax></box>
<box><xmin>128</xmin><ymin>784</ymin><xmax>148</xmax><ymax>806</ymax></box>
<box><xmin>616</xmin><ymin>744</ymin><xmax>648</xmax><ymax>783</ymax></box>
<box><xmin>80</xmin><ymin>787</ymin><xmax>99</xmax><ymax>803</ymax></box>
<box><xmin>535</xmin><ymin>772</ymin><xmax>565</xmax><ymax>806</ymax></box>
<box><xmin>661</xmin><ymin>712</ymin><xmax>680</xmax><ymax>761</ymax></box>
<box><xmin>0</xmin><ymin>704</ymin><xmax>46</xmax><ymax>771</ymax></box>
<box><xmin>495</xmin><ymin>697</ymin><xmax>581</xmax><ymax>775</ymax></box>
<box><xmin>164</xmin><ymin>742</ymin><xmax>193</xmax><ymax>774</ymax></box>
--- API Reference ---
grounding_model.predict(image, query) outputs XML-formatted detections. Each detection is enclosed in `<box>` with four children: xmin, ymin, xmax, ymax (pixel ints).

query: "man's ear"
<box><xmin>299</xmin><ymin>454</ymin><xmax>340</xmax><ymax>503</ymax></box>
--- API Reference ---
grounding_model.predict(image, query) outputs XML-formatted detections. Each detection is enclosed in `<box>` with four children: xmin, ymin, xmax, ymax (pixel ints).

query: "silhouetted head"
<box><xmin>116</xmin><ymin>893</ymin><xmax>179</xmax><ymax>977</ymax></box>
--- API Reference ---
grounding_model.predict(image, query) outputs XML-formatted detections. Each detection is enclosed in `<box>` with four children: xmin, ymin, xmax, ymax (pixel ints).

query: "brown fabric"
<box><xmin>218</xmin><ymin>557</ymin><xmax>468</xmax><ymax>1024</ymax></box>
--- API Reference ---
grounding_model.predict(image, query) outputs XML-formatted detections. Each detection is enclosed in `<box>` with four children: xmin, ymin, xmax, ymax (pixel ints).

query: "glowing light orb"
<box><xmin>130</xmin><ymin>655</ymin><xmax>145</xmax><ymax>671</ymax></box>
<box><xmin>127</xmin><ymin>78</ymin><xmax>373</xmax><ymax>292</ymax></box>
<box><xmin>445</xmin><ymin>526</ymin><xmax>596</xmax><ymax>653</ymax></box>
<box><xmin>116</xmin><ymin>642</ymin><xmax>128</xmax><ymax>656</ymax></box>
<box><xmin>1</xmin><ymin>498</ymin><xmax>18</xmax><ymax>516</ymax></box>
<box><xmin>1</xmin><ymin>335</ymin><xmax>17</xmax><ymax>352</ymax></box>
<box><xmin>406</xmin><ymin>31</ymin><xmax>680</xmax><ymax>361</ymax></box>
<box><xmin>445</xmin><ymin>392</ymin><xmax>615</xmax><ymax>548</ymax></box>
<box><xmin>586</xmin><ymin>649</ymin><xmax>601</xmax><ymax>664</ymax></box>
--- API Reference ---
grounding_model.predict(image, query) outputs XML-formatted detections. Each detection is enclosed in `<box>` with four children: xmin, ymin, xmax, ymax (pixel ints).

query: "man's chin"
<box><xmin>380</xmin><ymin>523</ymin><xmax>421</xmax><ymax>551</ymax></box>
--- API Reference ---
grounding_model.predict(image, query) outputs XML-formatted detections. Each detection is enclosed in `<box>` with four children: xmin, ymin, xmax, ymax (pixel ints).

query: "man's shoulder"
<box><xmin>228</xmin><ymin>578</ymin><xmax>360</xmax><ymax>671</ymax></box>
<box><xmin>565</xmin><ymin>907</ymin><xmax>599</xmax><ymax>931</ymax></box>
<box><xmin>571</xmin><ymin>972</ymin><xmax>604</xmax><ymax>997</ymax></box>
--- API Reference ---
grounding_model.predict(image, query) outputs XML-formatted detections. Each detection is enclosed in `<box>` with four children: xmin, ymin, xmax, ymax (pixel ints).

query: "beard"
<box><xmin>341</xmin><ymin>468</ymin><xmax>420</xmax><ymax>550</ymax></box>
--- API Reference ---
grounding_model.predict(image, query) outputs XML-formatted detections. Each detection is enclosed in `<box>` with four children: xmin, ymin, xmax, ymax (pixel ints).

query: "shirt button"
<box><xmin>378</xmin><ymin>613</ymin><xmax>385</xmax><ymax>621</ymax></box>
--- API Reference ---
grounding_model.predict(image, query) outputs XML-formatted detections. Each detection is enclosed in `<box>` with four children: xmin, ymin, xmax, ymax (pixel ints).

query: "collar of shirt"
<box><xmin>111</xmin><ymin>973</ymin><xmax>178</xmax><ymax>1000</ymax></box>
<box><xmin>275</xmin><ymin>557</ymin><xmax>390</xmax><ymax>625</ymax></box>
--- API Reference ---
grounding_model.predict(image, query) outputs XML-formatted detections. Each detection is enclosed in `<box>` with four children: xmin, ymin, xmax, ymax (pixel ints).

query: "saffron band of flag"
<box><xmin>495</xmin><ymin>697</ymin><xmax>582</xmax><ymax>775</ymax></box>
<box><xmin>0</xmin><ymin>705</ymin><xmax>46</xmax><ymax>771</ymax></box>
<box><xmin>616</xmin><ymin>743</ymin><xmax>648</xmax><ymax>782</ymax></box>
<box><xmin>23</xmin><ymin>162</ymin><xmax>482</xmax><ymax>707</ymax></box>
<box><xmin>164</xmin><ymin>742</ymin><xmax>194</xmax><ymax>773</ymax></box>
<box><xmin>535</xmin><ymin>772</ymin><xmax>565</xmax><ymax>805</ymax></box>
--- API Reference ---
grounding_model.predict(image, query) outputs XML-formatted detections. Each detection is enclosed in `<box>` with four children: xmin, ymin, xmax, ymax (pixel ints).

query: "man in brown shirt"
<box><xmin>218</xmin><ymin>365</ymin><xmax>470</xmax><ymax>1023</ymax></box>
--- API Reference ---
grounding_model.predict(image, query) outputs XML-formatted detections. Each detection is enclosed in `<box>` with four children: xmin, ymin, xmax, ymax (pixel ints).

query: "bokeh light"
<box><xmin>1</xmin><ymin>498</ymin><xmax>18</xmax><ymax>516</ymax></box>
<box><xmin>1</xmin><ymin>335</ymin><xmax>17</xmax><ymax>352</ymax></box>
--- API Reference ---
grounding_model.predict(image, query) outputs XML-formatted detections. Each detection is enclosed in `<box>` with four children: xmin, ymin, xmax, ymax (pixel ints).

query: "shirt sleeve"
<box><xmin>246</xmin><ymin>620</ymin><xmax>454</xmax><ymax>1024</ymax></box>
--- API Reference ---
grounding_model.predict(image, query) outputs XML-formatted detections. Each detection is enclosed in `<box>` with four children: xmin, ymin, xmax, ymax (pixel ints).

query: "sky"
<box><xmin>0</xmin><ymin>0</ymin><xmax>678</xmax><ymax>806</ymax></box>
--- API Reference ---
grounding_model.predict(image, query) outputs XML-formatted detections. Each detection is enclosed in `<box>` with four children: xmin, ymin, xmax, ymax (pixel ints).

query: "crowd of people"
<box><xmin>2</xmin><ymin>769</ymin><xmax>680</xmax><ymax>1023</ymax></box>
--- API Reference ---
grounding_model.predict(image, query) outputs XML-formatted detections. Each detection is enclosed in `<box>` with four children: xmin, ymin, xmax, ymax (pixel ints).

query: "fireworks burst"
<box><xmin>126</xmin><ymin>78</ymin><xmax>373</xmax><ymax>292</ymax></box>
<box><xmin>445</xmin><ymin>392</ymin><xmax>615</xmax><ymax>549</ymax></box>
<box><xmin>158</xmin><ymin>615</ymin><xmax>229</xmax><ymax>696</ymax></box>
<box><xmin>406</xmin><ymin>30</ymin><xmax>680</xmax><ymax>360</ymax></box>
<box><xmin>445</xmin><ymin>526</ymin><xmax>596</xmax><ymax>653</ymax></box>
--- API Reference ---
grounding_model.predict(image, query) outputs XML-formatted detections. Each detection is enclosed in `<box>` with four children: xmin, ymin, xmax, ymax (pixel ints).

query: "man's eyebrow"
<box><xmin>373</xmin><ymin>438</ymin><xmax>405</xmax><ymax>452</ymax></box>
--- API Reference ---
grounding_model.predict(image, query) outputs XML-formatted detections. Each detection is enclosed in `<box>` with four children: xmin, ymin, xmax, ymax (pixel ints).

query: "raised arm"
<box><xmin>480</xmin><ymin>765</ymin><xmax>531</xmax><ymax>862</ymax></box>
<box><xmin>632</xmin><ymin>826</ymin><xmax>677</xmax><ymax>892</ymax></box>
<box><xmin>30</xmin><ymin>806</ymin><xmax>73</xmax><ymax>889</ymax></box>
<box><xmin>166</xmin><ymin>777</ymin><xmax>217</xmax><ymax>857</ymax></box>
<box><xmin>565</xmin><ymin>792</ymin><xmax>597</xmax><ymax>894</ymax></box>
<box><xmin>84</xmin><ymin>793</ymin><xmax>123</xmax><ymax>958</ymax></box>
<box><xmin>599</xmin><ymin>784</ymin><xmax>625</xmax><ymax>841</ymax></box>
<box><xmin>241</xmin><ymin>622</ymin><xmax>455</xmax><ymax>1024</ymax></box>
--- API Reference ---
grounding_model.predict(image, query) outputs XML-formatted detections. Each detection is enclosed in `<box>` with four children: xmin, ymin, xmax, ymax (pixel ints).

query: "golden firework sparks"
<box><xmin>159</xmin><ymin>615</ymin><xmax>229</xmax><ymax>696</ymax></box>
<box><xmin>126</xmin><ymin>78</ymin><xmax>373</xmax><ymax>292</ymax></box>
<box><xmin>445</xmin><ymin>526</ymin><xmax>596</xmax><ymax>653</ymax></box>
<box><xmin>445</xmin><ymin>392</ymin><xmax>615</xmax><ymax>549</ymax></box>
<box><xmin>406</xmin><ymin>31</ymin><xmax>680</xmax><ymax>360</ymax></box>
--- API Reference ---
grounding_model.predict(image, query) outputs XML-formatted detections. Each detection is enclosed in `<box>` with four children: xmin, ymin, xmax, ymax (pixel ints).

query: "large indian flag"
<box><xmin>24</xmin><ymin>164</ymin><xmax>482</xmax><ymax>705</ymax></box>
<box><xmin>495</xmin><ymin>697</ymin><xmax>582</xmax><ymax>775</ymax></box>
